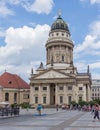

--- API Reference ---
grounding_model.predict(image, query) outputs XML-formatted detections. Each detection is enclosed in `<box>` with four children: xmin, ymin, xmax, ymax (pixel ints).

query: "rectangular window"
<box><xmin>68</xmin><ymin>96</ymin><xmax>71</xmax><ymax>104</ymax></box>
<box><xmin>62</xmin><ymin>56</ymin><xmax>64</xmax><ymax>62</ymax></box>
<box><xmin>14</xmin><ymin>93</ymin><xmax>17</xmax><ymax>102</ymax></box>
<box><xmin>59</xmin><ymin>86</ymin><xmax>63</xmax><ymax>90</ymax></box>
<box><xmin>43</xmin><ymin>87</ymin><xmax>47</xmax><ymax>91</ymax></box>
<box><xmin>35</xmin><ymin>87</ymin><xmax>38</xmax><ymax>91</ymax></box>
<box><xmin>5</xmin><ymin>93</ymin><xmax>9</xmax><ymax>101</ymax></box>
<box><xmin>79</xmin><ymin>87</ymin><xmax>82</xmax><ymax>90</ymax></box>
<box><xmin>43</xmin><ymin>97</ymin><xmax>46</xmax><ymax>104</ymax></box>
<box><xmin>35</xmin><ymin>97</ymin><xmax>38</xmax><ymax>104</ymax></box>
<box><xmin>68</xmin><ymin>86</ymin><xmax>72</xmax><ymax>90</ymax></box>
<box><xmin>60</xmin><ymin>96</ymin><xmax>63</xmax><ymax>104</ymax></box>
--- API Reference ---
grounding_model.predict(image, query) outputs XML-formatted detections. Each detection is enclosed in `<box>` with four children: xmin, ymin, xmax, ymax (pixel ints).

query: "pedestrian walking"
<box><xmin>93</xmin><ymin>104</ymin><xmax>100</xmax><ymax>122</ymax></box>
<box><xmin>56</xmin><ymin>104</ymin><xmax>59</xmax><ymax>111</ymax></box>
<box><xmin>37</xmin><ymin>104</ymin><xmax>42</xmax><ymax>116</ymax></box>
<box><xmin>91</xmin><ymin>105</ymin><xmax>95</xmax><ymax>114</ymax></box>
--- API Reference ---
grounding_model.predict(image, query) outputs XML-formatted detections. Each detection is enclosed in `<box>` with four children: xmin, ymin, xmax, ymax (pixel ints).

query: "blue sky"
<box><xmin>0</xmin><ymin>0</ymin><xmax>100</xmax><ymax>82</ymax></box>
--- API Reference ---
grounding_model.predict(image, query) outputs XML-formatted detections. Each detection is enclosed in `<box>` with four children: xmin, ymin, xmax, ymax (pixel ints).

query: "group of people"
<box><xmin>36</xmin><ymin>103</ymin><xmax>100</xmax><ymax>122</ymax></box>
<box><xmin>58</xmin><ymin>103</ymin><xmax>100</xmax><ymax>122</ymax></box>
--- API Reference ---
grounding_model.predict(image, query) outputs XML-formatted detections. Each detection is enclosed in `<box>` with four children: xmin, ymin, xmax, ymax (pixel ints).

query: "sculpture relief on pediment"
<box><xmin>35</xmin><ymin>70</ymin><xmax>68</xmax><ymax>79</ymax></box>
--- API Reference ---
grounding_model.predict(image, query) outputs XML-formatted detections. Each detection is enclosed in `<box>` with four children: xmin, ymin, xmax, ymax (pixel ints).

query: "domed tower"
<box><xmin>45</xmin><ymin>13</ymin><xmax>74</xmax><ymax>70</ymax></box>
<box><xmin>30</xmin><ymin>12</ymin><xmax>92</xmax><ymax>106</ymax></box>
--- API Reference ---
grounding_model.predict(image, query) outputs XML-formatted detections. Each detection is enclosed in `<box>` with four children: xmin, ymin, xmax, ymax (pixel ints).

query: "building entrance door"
<box><xmin>50</xmin><ymin>83</ymin><xmax>55</xmax><ymax>105</ymax></box>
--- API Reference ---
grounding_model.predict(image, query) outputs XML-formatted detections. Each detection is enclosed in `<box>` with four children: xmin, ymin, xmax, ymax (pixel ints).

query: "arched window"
<box><xmin>61</xmin><ymin>24</ymin><xmax>64</xmax><ymax>29</ymax></box>
<box><xmin>14</xmin><ymin>93</ymin><xmax>17</xmax><ymax>103</ymax></box>
<box><xmin>68</xmin><ymin>96</ymin><xmax>72</xmax><ymax>104</ymax></box>
<box><xmin>5</xmin><ymin>93</ymin><xmax>9</xmax><ymax>101</ymax></box>
<box><xmin>60</xmin><ymin>96</ymin><xmax>63</xmax><ymax>104</ymax></box>
<box><xmin>35</xmin><ymin>96</ymin><xmax>38</xmax><ymax>104</ymax></box>
<box><xmin>43</xmin><ymin>96</ymin><xmax>46</xmax><ymax>104</ymax></box>
<box><xmin>56</xmin><ymin>23</ymin><xmax>59</xmax><ymax>29</ymax></box>
<box><xmin>62</xmin><ymin>55</ymin><xmax>64</xmax><ymax>62</ymax></box>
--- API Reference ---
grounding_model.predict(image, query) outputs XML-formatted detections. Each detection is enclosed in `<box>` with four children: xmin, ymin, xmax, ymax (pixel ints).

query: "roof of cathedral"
<box><xmin>0</xmin><ymin>72</ymin><xmax>30</xmax><ymax>89</ymax></box>
<box><xmin>51</xmin><ymin>14</ymin><xmax>70</xmax><ymax>32</ymax></box>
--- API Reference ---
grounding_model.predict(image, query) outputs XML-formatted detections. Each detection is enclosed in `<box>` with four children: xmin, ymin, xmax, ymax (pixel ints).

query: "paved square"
<box><xmin>0</xmin><ymin>109</ymin><xmax>100</xmax><ymax>130</ymax></box>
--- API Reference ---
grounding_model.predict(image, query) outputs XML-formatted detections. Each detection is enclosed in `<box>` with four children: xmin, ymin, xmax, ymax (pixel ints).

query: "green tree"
<box><xmin>78</xmin><ymin>100</ymin><xmax>87</xmax><ymax>106</ymax></box>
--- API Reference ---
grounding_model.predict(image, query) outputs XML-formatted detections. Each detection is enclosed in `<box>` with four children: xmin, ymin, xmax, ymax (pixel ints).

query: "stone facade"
<box><xmin>30</xmin><ymin>14</ymin><xmax>91</xmax><ymax>106</ymax></box>
<box><xmin>91</xmin><ymin>79</ymin><xmax>100</xmax><ymax>100</ymax></box>
<box><xmin>0</xmin><ymin>72</ymin><xmax>30</xmax><ymax>105</ymax></box>
<box><xmin>0</xmin><ymin>88</ymin><xmax>30</xmax><ymax>104</ymax></box>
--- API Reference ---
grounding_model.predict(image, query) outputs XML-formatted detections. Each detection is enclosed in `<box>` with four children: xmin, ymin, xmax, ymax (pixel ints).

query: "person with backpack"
<box><xmin>37</xmin><ymin>104</ymin><xmax>42</xmax><ymax>116</ymax></box>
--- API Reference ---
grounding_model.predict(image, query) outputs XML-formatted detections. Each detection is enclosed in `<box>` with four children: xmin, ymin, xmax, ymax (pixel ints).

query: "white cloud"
<box><xmin>22</xmin><ymin>0</ymin><xmax>54</xmax><ymax>14</ymax></box>
<box><xmin>0</xmin><ymin>1</ymin><xmax>14</xmax><ymax>17</ymax></box>
<box><xmin>5</xmin><ymin>24</ymin><xmax>49</xmax><ymax>48</ymax></box>
<box><xmin>90</xmin><ymin>21</ymin><xmax>100</xmax><ymax>36</ymax></box>
<box><xmin>0</xmin><ymin>31</ymin><xmax>5</xmax><ymax>37</ymax></box>
<box><xmin>8</xmin><ymin>0</ymin><xmax>21</xmax><ymax>4</ymax></box>
<box><xmin>74</xmin><ymin>59</ymin><xmax>100</xmax><ymax>78</ymax></box>
<box><xmin>80</xmin><ymin>0</ymin><xmax>100</xmax><ymax>4</ymax></box>
<box><xmin>89</xmin><ymin>62</ymin><xmax>100</xmax><ymax>69</ymax></box>
<box><xmin>74</xmin><ymin>20</ymin><xmax>100</xmax><ymax>79</ymax></box>
<box><xmin>0</xmin><ymin>64</ymin><xmax>32</xmax><ymax>83</ymax></box>
<box><xmin>4</xmin><ymin>24</ymin><xmax>50</xmax><ymax>58</ymax></box>
<box><xmin>0</xmin><ymin>24</ymin><xmax>50</xmax><ymax>81</ymax></box>
<box><xmin>0</xmin><ymin>0</ymin><xmax>54</xmax><ymax>17</ymax></box>
<box><xmin>74</xmin><ymin>62</ymin><xmax>88</xmax><ymax>72</ymax></box>
<box><xmin>91</xmin><ymin>72</ymin><xmax>100</xmax><ymax>79</ymax></box>
<box><xmin>74</xmin><ymin>60</ymin><xmax>100</xmax><ymax>79</ymax></box>
<box><xmin>74</xmin><ymin>21</ymin><xmax>100</xmax><ymax>55</ymax></box>
<box><xmin>90</xmin><ymin>0</ymin><xmax>100</xmax><ymax>4</ymax></box>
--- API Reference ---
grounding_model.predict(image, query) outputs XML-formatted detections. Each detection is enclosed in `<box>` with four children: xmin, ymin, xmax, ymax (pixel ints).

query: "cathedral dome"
<box><xmin>51</xmin><ymin>15</ymin><xmax>70</xmax><ymax>33</ymax></box>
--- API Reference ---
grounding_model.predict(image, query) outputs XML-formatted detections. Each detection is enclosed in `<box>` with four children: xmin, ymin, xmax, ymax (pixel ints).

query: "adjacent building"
<box><xmin>91</xmin><ymin>79</ymin><xmax>100</xmax><ymax>100</ymax></box>
<box><xmin>30</xmin><ymin>13</ymin><xmax>92</xmax><ymax>106</ymax></box>
<box><xmin>0</xmin><ymin>71</ymin><xmax>30</xmax><ymax>104</ymax></box>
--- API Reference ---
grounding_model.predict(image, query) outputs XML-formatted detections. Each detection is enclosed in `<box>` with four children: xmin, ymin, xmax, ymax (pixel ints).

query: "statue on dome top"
<box><xmin>58</xmin><ymin>9</ymin><xmax>62</xmax><ymax>18</ymax></box>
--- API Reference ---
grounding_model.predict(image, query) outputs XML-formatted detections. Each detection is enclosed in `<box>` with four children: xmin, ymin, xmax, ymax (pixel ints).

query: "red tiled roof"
<box><xmin>0</xmin><ymin>72</ymin><xmax>30</xmax><ymax>89</ymax></box>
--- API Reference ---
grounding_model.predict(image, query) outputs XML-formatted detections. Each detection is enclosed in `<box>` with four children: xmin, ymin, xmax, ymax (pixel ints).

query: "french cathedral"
<box><xmin>30</xmin><ymin>13</ymin><xmax>91</xmax><ymax>106</ymax></box>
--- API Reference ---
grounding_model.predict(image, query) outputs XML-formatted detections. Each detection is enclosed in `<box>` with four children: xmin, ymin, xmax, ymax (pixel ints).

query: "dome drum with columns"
<box><xmin>30</xmin><ymin>13</ymin><xmax>91</xmax><ymax>106</ymax></box>
<box><xmin>46</xmin><ymin>13</ymin><xmax>74</xmax><ymax>69</ymax></box>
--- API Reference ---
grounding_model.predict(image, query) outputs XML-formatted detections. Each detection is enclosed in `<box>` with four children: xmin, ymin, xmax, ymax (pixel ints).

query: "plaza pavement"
<box><xmin>0</xmin><ymin>108</ymin><xmax>100</xmax><ymax>130</ymax></box>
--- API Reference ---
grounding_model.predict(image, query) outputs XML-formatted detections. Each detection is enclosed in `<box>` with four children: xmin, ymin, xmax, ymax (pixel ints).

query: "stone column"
<box><xmin>47</xmin><ymin>84</ymin><xmax>50</xmax><ymax>105</ymax></box>
<box><xmin>38</xmin><ymin>84</ymin><xmax>42</xmax><ymax>104</ymax></box>
<box><xmin>88</xmin><ymin>85</ymin><xmax>91</xmax><ymax>101</ymax></box>
<box><xmin>30</xmin><ymin>85</ymin><xmax>34</xmax><ymax>104</ymax></box>
<box><xmin>55</xmin><ymin>83</ymin><xmax>58</xmax><ymax>105</ymax></box>
<box><xmin>86</xmin><ymin>84</ymin><xmax>89</xmax><ymax>101</ymax></box>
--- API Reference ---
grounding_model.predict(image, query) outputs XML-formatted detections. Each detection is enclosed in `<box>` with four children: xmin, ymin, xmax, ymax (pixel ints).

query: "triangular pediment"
<box><xmin>34</xmin><ymin>69</ymin><xmax>70</xmax><ymax>79</ymax></box>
